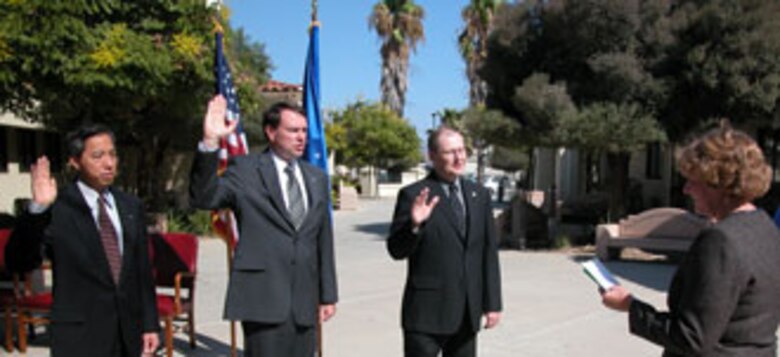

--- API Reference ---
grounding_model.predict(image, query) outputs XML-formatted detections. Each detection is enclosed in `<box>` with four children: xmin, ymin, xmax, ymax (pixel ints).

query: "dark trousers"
<box><xmin>242</xmin><ymin>319</ymin><xmax>315</xmax><ymax>357</ymax></box>
<box><xmin>403</xmin><ymin>315</ymin><xmax>477</xmax><ymax>357</ymax></box>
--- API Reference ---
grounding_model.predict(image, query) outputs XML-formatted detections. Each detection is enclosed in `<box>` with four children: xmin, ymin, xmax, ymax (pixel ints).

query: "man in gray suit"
<box><xmin>388</xmin><ymin>126</ymin><xmax>502</xmax><ymax>357</ymax></box>
<box><xmin>190</xmin><ymin>95</ymin><xmax>337</xmax><ymax>357</ymax></box>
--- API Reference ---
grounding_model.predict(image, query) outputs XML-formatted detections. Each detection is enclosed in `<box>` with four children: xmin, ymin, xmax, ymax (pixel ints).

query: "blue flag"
<box><xmin>303</xmin><ymin>23</ymin><xmax>329</xmax><ymax>174</ymax></box>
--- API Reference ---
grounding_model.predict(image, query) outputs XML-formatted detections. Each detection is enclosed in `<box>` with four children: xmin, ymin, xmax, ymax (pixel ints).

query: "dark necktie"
<box><xmin>449</xmin><ymin>183</ymin><xmax>466</xmax><ymax>238</ymax></box>
<box><xmin>285</xmin><ymin>164</ymin><xmax>306</xmax><ymax>230</ymax></box>
<box><xmin>98</xmin><ymin>196</ymin><xmax>122</xmax><ymax>283</ymax></box>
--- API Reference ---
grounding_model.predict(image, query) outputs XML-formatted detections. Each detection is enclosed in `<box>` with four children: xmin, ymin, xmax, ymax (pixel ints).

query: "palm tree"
<box><xmin>458</xmin><ymin>0</ymin><xmax>503</xmax><ymax>106</ymax></box>
<box><xmin>458</xmin><ymin>0</ymin><xmax>503</xmax><ymax>184</ymax></box>
<box><xmin>369</xmin><ymin>0</ymin><xmax>425</xmax><ymax>118</ymax></box>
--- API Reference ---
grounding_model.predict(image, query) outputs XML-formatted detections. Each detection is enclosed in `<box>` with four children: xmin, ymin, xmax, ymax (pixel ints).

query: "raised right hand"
<box><xmin>411</xmin><ymin>187</ymin><xmax>440</xmax><ymax>228</ymax></box>
<box><xmin>31</xmin><ymin>156</ymin><xmax>57</xmax><ymax>207</ymax></box>
<box><xmin>202</xmin><ymin>95</ymin><xmax>237</xmax><ymax>148</ymax></box>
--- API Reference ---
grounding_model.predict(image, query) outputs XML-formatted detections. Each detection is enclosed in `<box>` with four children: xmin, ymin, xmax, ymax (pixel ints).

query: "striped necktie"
<box><xmin>449</xmin><ymin>183</ymin><xmax>466</xmax><ymax>238</ymax></box>
<box><xmin>285</xmin><ymin>164</ymin><xmax>306</xmax><ymax>230</ymax></box>
<box><xmin>97</xmin><ymin>196</ymin><xmax>122</xmax><ymax>283</ymax></box>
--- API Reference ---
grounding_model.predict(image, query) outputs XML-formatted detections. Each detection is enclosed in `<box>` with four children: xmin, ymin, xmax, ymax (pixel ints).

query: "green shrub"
<box><xmin>553</xmin><ymin>234</ymin><xmax>572</xmax><ymax>249</ymax></box>
<box><xmin>166</xmin><ymin>209</ymin><xmax>214</xmax><ymax>236</ymax></box>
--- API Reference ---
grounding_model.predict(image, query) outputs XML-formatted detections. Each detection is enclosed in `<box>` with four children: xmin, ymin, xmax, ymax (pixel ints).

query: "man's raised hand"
<box><xmin>31</xmin><ymin>156</ymin><xmax>57</xmax><ymax>207</ymax></box>
<box><xmin>411</xmin><ymin>187</ymin><xmax>439</xmax><ymax>228</ymax></box>
<box><xmin>202</xmin><ymin>95</ymin><xmax>237</xmax><ymax>149</ymax></box>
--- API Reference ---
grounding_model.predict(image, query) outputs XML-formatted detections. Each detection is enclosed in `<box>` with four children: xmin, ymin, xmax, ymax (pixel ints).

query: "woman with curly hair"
<box><xmin>601</xmin><ymin>122</ymin><xmax>780</xmax><ymax>356</ymax></box>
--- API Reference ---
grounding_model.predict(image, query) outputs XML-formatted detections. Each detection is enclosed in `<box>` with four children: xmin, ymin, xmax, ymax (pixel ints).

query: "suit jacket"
<box><xmin>5</xmin><ymin>183</ymin><xmax>159</xmax><ymax>357</ymax></box>
<box><xmin>189</xmin><ymin>150</ymin><xmax>337</xmax><ymax>326</ymax></box>
<box><xmin>629</xmin><ymin>210</ymin><xmax>780</xmax><ymax>357</ymax></box>
<box><xmin>387</xmin><ymin>174</ymin><xmax>502</xmax><ymax>335</ymax></box>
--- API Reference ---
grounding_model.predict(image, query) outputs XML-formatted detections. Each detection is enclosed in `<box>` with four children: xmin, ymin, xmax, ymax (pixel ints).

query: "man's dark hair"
<box><xmin>66</xmin><ymin>123</ymin><xmax>115</xmax><ymax>158</ymax></box>
<box><xmin>262</xmin><ymin>102</ymin><xmax>306</xmax><ymax>139</ymax></box>
<box><xmin>427</xmin><ymin>125</ymin><xmax>463</xmax><ymax>153</ymax></box>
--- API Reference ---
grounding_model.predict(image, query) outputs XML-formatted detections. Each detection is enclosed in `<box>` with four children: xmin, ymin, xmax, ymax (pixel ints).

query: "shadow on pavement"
<box><xmin>173</xmin><ymin>332</ymin><xmax>243</xmax><ymax>356</ymax></box>
<box><xmin>354</xmin><ymin>222</ymin><xmax>390</xmax><ymax>240</ymax></box>
<box><xmin>0</xmin><ymin>328</ymin><xmax>243</xmax><ymax>357</ymax></box>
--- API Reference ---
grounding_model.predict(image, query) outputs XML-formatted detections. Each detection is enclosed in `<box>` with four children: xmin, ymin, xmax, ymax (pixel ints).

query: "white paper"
<box><xmin>582</xmin><ymin>258</ymin><xmax>619</xmax><ymax>290</ymax></box>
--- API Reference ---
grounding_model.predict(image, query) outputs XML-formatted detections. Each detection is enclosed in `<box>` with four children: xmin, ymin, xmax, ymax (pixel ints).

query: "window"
<box><xmin>585</xmin><ymin>152</ymin><xmax>601</xmax><ymax>192</ymax></box>
<box><xmin>0</xmin><ymin>127</ymin><xmax>7</xmax><ymax>172</ymax></box>
<box><xmin>645</xmin><ymin>142</ymin><xmax>661</xmax><ymax>180</ymax></box>
<box><xmin>44</xmin><ymin>132</ymin><xmax>63</xmax><ymax>173</ymax></box>
<box><xmin>378</xmin><ymin>169</ymin><xmax>403</xmax><ymax>184</ymax></box>
<box><xmin>17</xmin><ymin>129</ymin><xmax>37</xmax><ymax>172</ymax></box>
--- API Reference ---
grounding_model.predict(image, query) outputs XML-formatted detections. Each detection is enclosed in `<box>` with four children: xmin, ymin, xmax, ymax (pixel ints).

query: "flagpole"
<box><xmin>309</xmin><ymin>2</ymin><xmax>325</xmax><ymax>355</ymax></box>
<box><xmin>210</xmin><ymin>2</ymin><xmax>238</xmax><ymax>355</ymax></box>
<box><xmin>213</xmin><ymin>29</ymin><xmax>238</xmax><ymax>357</ymax></box>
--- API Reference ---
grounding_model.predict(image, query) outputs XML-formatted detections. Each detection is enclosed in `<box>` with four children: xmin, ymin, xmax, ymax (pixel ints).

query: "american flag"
<box><xmin>212</xmin><ymin>31</ymin><xmax>247</xmax><ymax>250</ymax></box>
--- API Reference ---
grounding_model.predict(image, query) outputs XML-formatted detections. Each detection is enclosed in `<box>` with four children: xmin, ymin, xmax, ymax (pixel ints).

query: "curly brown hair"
<box><xmin>676</xmin><ymin>121</ymin><xmax>771</xmax><ymax>202</ymax></box>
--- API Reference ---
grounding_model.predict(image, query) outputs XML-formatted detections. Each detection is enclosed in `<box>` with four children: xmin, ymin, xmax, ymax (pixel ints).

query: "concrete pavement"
<box><xmin>15</xmin><ymin>198</ymin><xmax>777</xmax><ymax>356</ymax></box>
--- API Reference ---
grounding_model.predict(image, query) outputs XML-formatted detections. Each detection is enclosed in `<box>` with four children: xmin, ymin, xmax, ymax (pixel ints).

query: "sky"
<box><xmin>228</xmin><ymin>0</ymin><xmax>472</xmax><ymax>138</ymax></box>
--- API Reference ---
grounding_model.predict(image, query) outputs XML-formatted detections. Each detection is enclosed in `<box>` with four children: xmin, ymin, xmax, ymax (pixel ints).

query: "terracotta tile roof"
<box><xmin>260</xmin><ymin>80</ymin><xmax>303</xmax><ymax>93</ymax></box>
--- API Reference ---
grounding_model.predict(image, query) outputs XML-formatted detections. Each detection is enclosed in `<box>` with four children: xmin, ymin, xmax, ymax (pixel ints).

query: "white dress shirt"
<box><xmin>76</xmin><ymin>180</ymin><xmax>125</xmax><ymax>255</ymax></box>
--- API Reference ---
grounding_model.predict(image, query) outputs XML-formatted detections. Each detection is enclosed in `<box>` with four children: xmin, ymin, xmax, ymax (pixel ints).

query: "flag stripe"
<box><xmin>212</xmin><ymin>32</ymin><xmax>248</xmax><ymax>250</ymax></box>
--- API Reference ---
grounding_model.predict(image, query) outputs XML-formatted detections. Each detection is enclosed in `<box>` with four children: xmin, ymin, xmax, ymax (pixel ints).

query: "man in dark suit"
<box><xmin>388</xmin><ymin>126</ymin><xmax>502</xmax><ymax>357</ymax></box>
<box><xmin>5</xmin><ymin>124</ymin><xmax>160</xmax><ymax>356</ymax></box>
<box><xmin>190</xmin><ymin>96</ymin><xmax>337</xmax><ymax>356</ymax></box>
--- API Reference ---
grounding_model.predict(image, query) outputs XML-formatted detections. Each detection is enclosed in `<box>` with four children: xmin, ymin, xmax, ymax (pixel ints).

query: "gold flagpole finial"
<box><xmin>209</xmin><ymin>0</ymin><xmax>225</xmax><ymax>34</ymax></box>
<box><xmin>212</xmin><ymin>16</ymin><xmax>224</xmax><ymax>34</ymax></box>
<box><xmin>309</xmin><ymin>0</ymin><xmax>320</xmax><ymax>32</ymax></box>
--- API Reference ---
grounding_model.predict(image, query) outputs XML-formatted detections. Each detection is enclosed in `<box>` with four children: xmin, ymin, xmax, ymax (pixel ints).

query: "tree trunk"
<box><xmin>606</xmin><ymin>152</ymin><xmax>631</xmax><ymax>221</ymax></box>
<box><xmin>476</xmin><ymin>143</ymin><xmax>486</xmax><ymax>184</ymax></box>
<box><xmin>380</xmin><ymin>47</ymin><xmax>407</xmax><ymax>118</ymax></box>
<box><xmin>526</xmin><ymin>148</ymin><xmax>535</xmax><ymax>189</ymax></box>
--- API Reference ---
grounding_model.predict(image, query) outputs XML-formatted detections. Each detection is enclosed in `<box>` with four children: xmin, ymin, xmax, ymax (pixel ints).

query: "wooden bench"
<box><xmin>596</xmin><ymin>207</ymin><xmax>708</xmax><ymax>261</ymax></box>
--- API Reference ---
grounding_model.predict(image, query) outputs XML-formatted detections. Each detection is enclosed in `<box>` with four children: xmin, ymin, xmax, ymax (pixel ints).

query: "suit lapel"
<box><xmin>426</xmin><ymin>176</ymin><xmax>464</xmax><ymax>244</ymax></box>
<box><xmin>462</xmin><ymin>179</ymin><xmax>480</xmax><ymax>247</ymax></box>
<box><xmin>256</xmin><ymin>152</ymin><xmax>296</xmax><ymax>232</ymax></box>
<box><xmin>300</xmin><ymin>163</ymin><xmax>323</xmax><ymax>228</ymax></box>
<box><xmin>62</xmin><ymin>184</ymin><xmax>116</xmax><ymax>284</ymax></box>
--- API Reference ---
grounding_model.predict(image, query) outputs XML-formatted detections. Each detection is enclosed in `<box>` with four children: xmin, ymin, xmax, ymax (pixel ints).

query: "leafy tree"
<box><xmin>331</xmin><ymin>100</ymin><xmax>421</xmax><ymax>171</ymax></box>
<box><xmin>510</xmin><ymin>73</ymin><xmax>579</xmax><ymax>148</ymax></box>
<box><xmin>369</xmin><ymin>0</ymin><xmax>425</xmax><ymax>117</ymax></box>
<box><xmin>457</xmin><ymin>0</ymin><xmax>505</xmax><ymax>184</ymax></box>
<box><xmin>571</xmin><ymin>102</ymin><xmax>666</xmax><ymax>217</ymax></box>
<box><xmin>223</xmin><ymin>26</ymin><xmax>273</xmax><ymax>147</ymax></box>
<box><xmin>490</xmin><ymin>145</ymin><xmax>529</xmax><ymax>173</ymax></box>
<box><xmin>482</xmin><ymin>0</ymin><xmax>670</xmax><ymax>218</ymax></box>
<box><xmin>325</xmin><ymin>121</ymin><xmax>348</xmax><ymax>156</ymax></box>
<box><xmin>0</xmin><ymin>1</ymin><xmax>270</xmax><ymax>207</ymax></box>
<box><xmin>661</xmin><ymin>0</ymin><xmax>780</xmax><ymax>140</ymax></box>
<box><xmin>484</xmin><ymin>0</ymin><xmax>672</xmax><ymax>115</ymax></box>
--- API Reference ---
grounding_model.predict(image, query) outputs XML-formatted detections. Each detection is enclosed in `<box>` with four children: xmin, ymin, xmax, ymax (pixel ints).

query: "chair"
<box><xmin>148</xmin><ymin>232</ymin><xmax>198</xmax><ymax>357</ymax></box>
<box><xmin>0</xmin><ymin>228</ymin><xmax>15</xmax><ymax>352</ymax></box>
<box><xmin>1</xmin><ymin>228</ymin><xmax>53</xmax><ymax>353</ymax></box>
<box><xmin>13</xmin><ymin>263</ymin><xmax>52</xmax><ymax>353</ymax></box>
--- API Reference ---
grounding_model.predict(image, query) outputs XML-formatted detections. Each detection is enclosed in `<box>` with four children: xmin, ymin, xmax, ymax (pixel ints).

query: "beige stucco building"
<box><xmin>0</xmin><ymin>112</ymin><xmax>63</xmax><ymax>215</ymax></box>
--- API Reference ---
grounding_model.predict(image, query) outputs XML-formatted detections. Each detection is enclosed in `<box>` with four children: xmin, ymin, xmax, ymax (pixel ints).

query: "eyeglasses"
<box><xmin>438</xmin><ymin>147</ymin><xmax>467</xmax><ymax>157</ymax></box>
